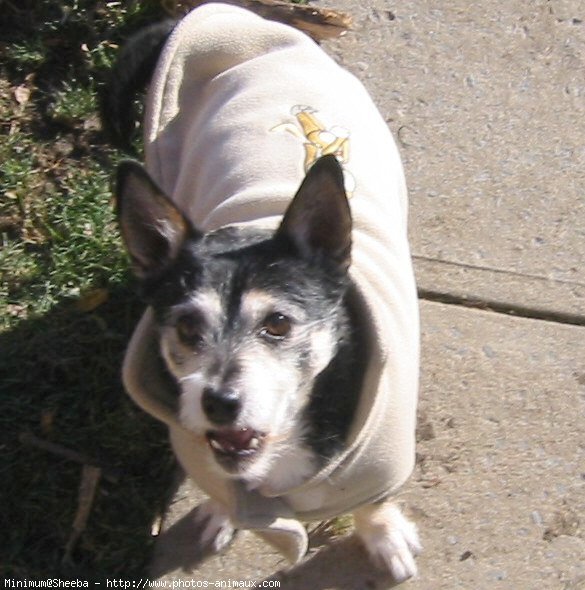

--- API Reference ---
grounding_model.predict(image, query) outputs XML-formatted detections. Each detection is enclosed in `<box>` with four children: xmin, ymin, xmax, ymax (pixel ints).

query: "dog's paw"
<box><xmin>195</xmin><ymin>499</ymin><xmax>236</xmax><ymax>553</ymax></box>
<box><xmin>353</xmin><ymin>502</ymin><xmax>421</xmax><ymax>583</ymax></box>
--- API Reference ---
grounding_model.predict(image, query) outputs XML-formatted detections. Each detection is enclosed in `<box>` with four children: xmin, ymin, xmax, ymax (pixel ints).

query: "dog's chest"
<box><xmin>258</xmin><ymin>445</ymin><xmax>327</xmax><ymax>511</ymax></box>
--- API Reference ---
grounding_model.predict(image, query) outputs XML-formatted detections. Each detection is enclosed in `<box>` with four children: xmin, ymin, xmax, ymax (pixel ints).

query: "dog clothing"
<box><xmin>122</xmin><ymin>3</ymin><xmax>419</xmax><ymax>562</ymax></box>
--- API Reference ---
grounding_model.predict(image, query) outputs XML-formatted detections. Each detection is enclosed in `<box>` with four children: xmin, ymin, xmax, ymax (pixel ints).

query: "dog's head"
<box><xmin>116</xmin><ymin>155</ymin><xmax>352</xmax><ymax>484</ymax></box>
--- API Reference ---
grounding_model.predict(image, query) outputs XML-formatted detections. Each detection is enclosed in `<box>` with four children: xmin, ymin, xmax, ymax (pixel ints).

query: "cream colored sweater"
<box><xmin>122</xmin><ymin>2</ymin><xmax>419</xmax><ymax>562</ymax></box>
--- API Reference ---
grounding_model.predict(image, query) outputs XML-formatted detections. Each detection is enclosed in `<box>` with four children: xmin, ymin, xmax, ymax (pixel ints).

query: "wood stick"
<box><xmin>63</xmin><ymin>465</ymin><xmax>102</xmax><ymax>565</ymax></box>
<box><xmin>161</xmin><ymin>0</ymin><xmax>352</xmax><ymax>41</ymax></box>
<box><xmin>19</xmin><ymin>432</ymin><xmax>120</xmax><ymax>483</ymax></box>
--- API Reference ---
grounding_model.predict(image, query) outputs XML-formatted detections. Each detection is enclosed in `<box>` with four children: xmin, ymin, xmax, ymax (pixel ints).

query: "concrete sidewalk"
<box><xmin>148</xmin><ymin>1</ymin><xmax>585</xmax><ymax>588</ymax></box>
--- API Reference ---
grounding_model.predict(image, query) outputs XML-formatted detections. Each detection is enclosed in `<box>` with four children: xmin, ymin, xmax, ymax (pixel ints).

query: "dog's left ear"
<box><xmin>276</xmin><ymin>155</ymin><xmax>351</xmax><ymax>271</ymax></box>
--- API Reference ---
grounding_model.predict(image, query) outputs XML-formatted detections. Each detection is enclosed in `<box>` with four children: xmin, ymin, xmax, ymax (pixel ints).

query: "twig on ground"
<box><xmin>161</xmin><ymin>0</ymin><xmax>352</xmax><ymax>41</ymax></box>
<box><xmin>62</xmin><ymin>464</ymin><xmax>102</xmax><ymax>565</ymax></box>
<box><xmin>0</xmin><ymin>0</ymin><xmax>23</xmax><ymax>16</ymax></box>
<box><xmin>19</xmin><ymin>431</ymin><xmax>120</xmax><ymax>483</ymax></box>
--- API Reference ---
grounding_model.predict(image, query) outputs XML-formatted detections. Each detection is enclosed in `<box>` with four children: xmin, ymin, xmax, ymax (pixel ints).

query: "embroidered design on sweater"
<box><xmin>272</xmin><ymin>105</ymin><xmax>356</xmax><ymax>196</ymax></box>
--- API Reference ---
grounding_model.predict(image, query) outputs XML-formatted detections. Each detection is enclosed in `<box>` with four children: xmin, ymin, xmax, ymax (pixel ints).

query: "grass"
<box><xmin>0</xmin><ymin>0</ymin><xmax>176</xmax><ymax>579</ymax></box>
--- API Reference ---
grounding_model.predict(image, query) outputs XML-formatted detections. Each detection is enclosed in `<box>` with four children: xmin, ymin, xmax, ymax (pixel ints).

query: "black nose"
<box><xmin>202</xmin><ymin>386</ymin><xmax>241</xmax><ymax>425</ymax></box>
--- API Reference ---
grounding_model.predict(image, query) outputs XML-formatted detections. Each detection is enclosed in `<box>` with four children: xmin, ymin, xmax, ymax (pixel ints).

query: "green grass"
<box><xmin>0</xmin><ymin>0</ymin><xmax>175</xmax><ymax>579</ymax></box>
<box><xmin>49</xmin><ymin>83</ymin><xmax>98</xmax><ymax>126</ymax></box>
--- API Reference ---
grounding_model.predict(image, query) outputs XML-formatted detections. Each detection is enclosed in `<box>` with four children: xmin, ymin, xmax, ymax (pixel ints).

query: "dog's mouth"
<box><xmin>206</xmin><ymin>428</ymin><xmax>266</xmax><ymax>471</ymax></box>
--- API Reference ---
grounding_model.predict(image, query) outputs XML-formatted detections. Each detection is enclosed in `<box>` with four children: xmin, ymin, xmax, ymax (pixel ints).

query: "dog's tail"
<box><xmin>100</xmin><ymin>19</ymin><xmax>177</xmax><ymax>152</ymax></box>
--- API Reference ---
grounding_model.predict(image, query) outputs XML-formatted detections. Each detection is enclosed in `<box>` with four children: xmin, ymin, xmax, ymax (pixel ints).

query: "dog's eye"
<box><xmin>176</xmin><ymin>315</ymin><xmax>204</xmax><ymax>347</ymax></box>
<box><xmin>260</xmin><ymin>312</ymin><xmax>292</xmax><ymax>341</ymax></box>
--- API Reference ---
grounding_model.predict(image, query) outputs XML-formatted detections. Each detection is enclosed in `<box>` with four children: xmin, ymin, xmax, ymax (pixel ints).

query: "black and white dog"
<box><xmin>104</xmin><ymin>3</ymin><xmax>421</xmax><ymax>582</ymax></box>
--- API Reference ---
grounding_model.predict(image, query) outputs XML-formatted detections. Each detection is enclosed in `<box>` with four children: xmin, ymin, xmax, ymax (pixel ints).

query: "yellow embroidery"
<box><xmin>272</xmin><ymin>106</ymin><xmax>356</xmax><ymax>196</ymax></box>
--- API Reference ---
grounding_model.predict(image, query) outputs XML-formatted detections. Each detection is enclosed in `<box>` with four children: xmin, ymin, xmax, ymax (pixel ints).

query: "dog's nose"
<box><xmin>202</xmin><ymin>386</ymin><xmax>241</xmax><ymax>425</ymax></box>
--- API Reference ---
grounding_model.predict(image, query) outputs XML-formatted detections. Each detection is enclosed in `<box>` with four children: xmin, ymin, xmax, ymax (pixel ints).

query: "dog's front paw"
<box><xmin>195</xmin><ymin>499</ymin><xmax>236</xmax><ymax>553</ymax></box>
<box><xmin>353</xmin><ymin>502</ymin><xmax>421</xmax><ymax>583</ymax></box>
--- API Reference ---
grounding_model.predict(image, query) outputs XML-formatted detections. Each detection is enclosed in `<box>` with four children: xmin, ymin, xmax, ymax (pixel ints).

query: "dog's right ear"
<box><xmin>116</xmin><ymin>161</ymin><xmax>197</xmax><ymax>279</ymax></box>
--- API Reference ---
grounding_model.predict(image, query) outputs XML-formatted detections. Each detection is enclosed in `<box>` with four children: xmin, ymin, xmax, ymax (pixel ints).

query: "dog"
<box><xmin>103</xmin><ymin>3</ymin><xmax>421</xmax><ymax>582</ymax></box>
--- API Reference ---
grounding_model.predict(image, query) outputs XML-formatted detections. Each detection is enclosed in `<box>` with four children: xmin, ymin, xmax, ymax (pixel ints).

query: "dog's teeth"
<box><xmin>209</xmin><ymin>438</ymin><xmax>223</xmax><ymax>451</ymax></box>
<box><xmin>249</xmin><ymin>437</ymin><xmax>259</xmax><ymax>449</ymax></box>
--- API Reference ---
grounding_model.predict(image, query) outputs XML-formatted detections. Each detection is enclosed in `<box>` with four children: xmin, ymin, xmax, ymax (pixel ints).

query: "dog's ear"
<box><xmin>276</xmin><ymin>155</ymin><xmax>351</xmax><ymax>271</ymax></box>
<box><xmin>116</xmin><ymin>161</ymin><xmax>197</xmax><ymax>279</ymax></box>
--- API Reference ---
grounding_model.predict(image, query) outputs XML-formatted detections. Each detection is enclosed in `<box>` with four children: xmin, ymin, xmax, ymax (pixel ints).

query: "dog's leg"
<box><xmin>353</xmin><ymin>500</ymin><xmax>421</xmax><ymax>582</ymax></box>
<box><xmin>194</xmin><ymin>499</ymin><xmax>236</xmax><ymax>553</ymax></box>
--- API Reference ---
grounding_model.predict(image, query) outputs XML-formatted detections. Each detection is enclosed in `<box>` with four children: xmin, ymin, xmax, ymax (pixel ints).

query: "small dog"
<box><xmin>104</xmin><ymin>3</ymin><xmax>421</xmax><ymax>582</ymax></box>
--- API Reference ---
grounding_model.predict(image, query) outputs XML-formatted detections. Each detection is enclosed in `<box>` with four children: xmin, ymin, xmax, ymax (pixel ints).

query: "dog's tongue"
<box><xmin>208</xmin><ymin>428</ymin><xmax>257</xmax><ymax>453</ymax></box>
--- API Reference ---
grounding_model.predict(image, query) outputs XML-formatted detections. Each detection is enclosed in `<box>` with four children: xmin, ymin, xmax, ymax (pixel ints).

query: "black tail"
<box><xmin>100</xmin><ymin>19</ymin><xmax>177</xmax><ymax>152</ymax></box>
